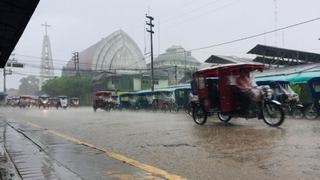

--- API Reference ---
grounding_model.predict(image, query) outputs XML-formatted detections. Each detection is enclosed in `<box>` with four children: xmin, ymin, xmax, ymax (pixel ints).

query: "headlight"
<box><xmin>266</xmin><ymin>89</ymin><xmax>273</xmax><ymax>98</ymax></box>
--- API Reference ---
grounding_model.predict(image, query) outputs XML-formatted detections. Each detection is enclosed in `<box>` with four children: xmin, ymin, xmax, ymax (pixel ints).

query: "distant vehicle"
<box><xmin>69</xmin><ymin>97</ymin><xmax>80</xmax><ymax>107</ymax></box>
<box><xmin>38</xmin><ymin>95</ymin><xmax>49</xmax><ymax>109</ymax></box>
<box><xmin>30</xmin><ymin>96</ymin><xmax>39</xmax><ymax>107</ymax></box>
<box><xmin>58</xmin><ymin>96</ymin><xmax>68</xmax><ymax>109</ymax></box>
<box><xmin>19</xmin><ymin>95</ymin><xmax>31</xmax><ymax>108</ymax></box>
<box><xmin>93</xmin><ymin>91</ymin><xmax>112</xmax><ymax>112</ymax></box>
<box><xmin>7</xmin><ymin>97</ymin><xmax>20</xmax><ymax>107</ymax></box>
<box><xmin>116</xmin><ymin>85</ymin><xmax>191</xmax><ymax>112</ymax></box>
<box><xmin>49</xmin><ymin>97</ymin><xmax>59</xmax><ymax>108</ymax></box>
<box><xmin>111</xmin><ymin>95</ymin><xmax>119</xmax><ymax>108</ymax></box>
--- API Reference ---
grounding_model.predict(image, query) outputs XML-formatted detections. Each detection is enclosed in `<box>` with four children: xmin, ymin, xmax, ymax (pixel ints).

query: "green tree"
<box><xmin>42</xmin><ymin>76</ymin><xmax>92</xmax><ymax>105</ymax></box>
<box><xmin>18</xmin><ymin>76</ymin><xmax>40</xmax><ymax>95</ymax></box>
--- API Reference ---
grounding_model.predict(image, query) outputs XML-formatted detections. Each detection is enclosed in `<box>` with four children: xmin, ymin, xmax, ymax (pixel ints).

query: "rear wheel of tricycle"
<box><xmin>304</xmin><ymin>106</ymin><xmax>318</xmax><ymax>120</ymax></box>
<box><xmin>192</xmin><ymin>105</ymin><xmax>207</xmax><ymax>125</ymax></box>
<box><xmin>262</xmin><ymin>103</ymin><xmax>285</xmax><ymax>127</ymax></box>
<box><xmin>217</xmin><ymin>113</ymin><xmax>231</xmax><ymax>123</ymax></box>
<box><xmin>292</xmin><ymin>108</ymin><xmax>304</xmax><ymax>119</ymax></box>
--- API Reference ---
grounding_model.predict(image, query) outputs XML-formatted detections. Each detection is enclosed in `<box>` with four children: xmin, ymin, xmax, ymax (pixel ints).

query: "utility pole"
<box><xmin>76</xmin><ymin>52</ymin><xmax>79</xmax><ymax>76</ymax></box>
<box><xmin>174</xmin><ymin>65</ymin><xmax>177</xmax><ymax>85</ymax></box>
<box><xmin>146</xmin><ymin>14</ymin><xmax>154</xmax><ymax>92</ymax></box>
<box><xmin>72</xmin><ymin>51</ymin><xmax>80</xmax><ymax>76</ymax></box>
<box><xmin>184</xmin><ymin>50</ymin><xmax>187</xmax><ymax>79</ymax></box>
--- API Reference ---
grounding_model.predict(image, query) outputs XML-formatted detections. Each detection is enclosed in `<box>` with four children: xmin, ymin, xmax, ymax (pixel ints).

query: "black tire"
<box><xmin>192</xmin><ymin>105</ymin><xmax>207</xmax><ymax>125</ymax></box>
<box><xmin>93</xmin><ymin>106</ymin><xmax>97</xmax><ymax>112</ymax></box>
<box><xmin>262</xmin><ymin>102</ymin><xmax>285</xmax><ymax>127</ymax></box>
<box><xmin>304</xmin><ymin>106</ymin><xmax>318</xmax><ymax>120</ymax></box>
<box><xmin>152</xmin><ymin>101</ymin><xmax>157</xmax><ymax>112</ymax></box>
<box><xmin>292</xmin><ymin>108</ymin><xmax>304</xmax><ymax>119</ymax></box>
<box><xmin>217</xmin><ymin>113</ymin><xmax>232</xmax><ymax>123</ymax></box>
<box><xmin>162</xmin><ymin>104</ymin><xmax>169</xmax><ymax>112</ymax></box>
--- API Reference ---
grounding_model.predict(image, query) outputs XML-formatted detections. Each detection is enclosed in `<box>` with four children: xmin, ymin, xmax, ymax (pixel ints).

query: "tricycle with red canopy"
<box><xmin>191</xmin><ymin>64</ymin><xmax>285</xmax><ymax>127</ymax></box>
<box><xmin>93</xmin><ymin>91</ymin><xmax>113</xmax><ymax>112</ymax></box>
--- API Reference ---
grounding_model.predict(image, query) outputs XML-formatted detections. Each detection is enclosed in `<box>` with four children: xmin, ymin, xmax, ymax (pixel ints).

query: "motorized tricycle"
<box><xmin>19</xmin><ymin>95</ymin><xmax>31</xmax><ymax>108</ymax></box>
<box><xmin>191</xmin><ymin>64</ymin><xmax>285</xmax><ymax>127</ymax></box>
<box><xmin>298</xmin><ymin>77</ymin><xmax>320</xmax><ymax>119</ymax></box>
<box><xmin>69</xmin><ymin>97</ymin><xmax>80</xmax><ymax>107</ymax></box>
<box><xmin>38</xmin><ymin>95</ymin><xmax>50</xmax><ymax>109</ymax></box>
<box><xmin>93</xmin><ymin>91</ymin><xmax>113</xmax><ymax>112</ymax></box>
<box><xmin>57</xmin><ymin>96</ymin><xmax>68</xmax><ymax>109</ymax></box>
<box><xmin>256</xmin><ymin>80</ymin><xmax>304</xmax><ymax>119</ymax></box>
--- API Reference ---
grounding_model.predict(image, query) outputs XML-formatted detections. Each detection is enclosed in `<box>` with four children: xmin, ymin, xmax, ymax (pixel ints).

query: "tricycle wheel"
<box><xmin>262</xmin><ymin>102</ymin><xmax>285</xmax><ymax>127</ymax></box>
<box><xmin>192</xmin><ymin>105</ymin><xmax>207</xmax><ymax>125</ymax></box>
<box><xmin>304</xmin><ymin>106</ymin><xmax>318</xmax><ymax>120</ymax></box>
<box><xmin>292</xmin><ymin>108</ymin><xmax>304</xmax><ymax>119</ymax></box>
<box><xmin>217</xmin><ymin>113</ymin><xmax>231</xmax><ymax>123</ymax></box>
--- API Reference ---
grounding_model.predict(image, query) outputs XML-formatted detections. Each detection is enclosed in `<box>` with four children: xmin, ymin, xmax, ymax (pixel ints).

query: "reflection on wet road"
<box><xmin>2</xmin><ymin>107</ymin><xmax>320</xmax><ymax>180</ymax></box>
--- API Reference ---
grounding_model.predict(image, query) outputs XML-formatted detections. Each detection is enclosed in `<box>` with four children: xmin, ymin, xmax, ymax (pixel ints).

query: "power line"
<box><xmin>15</xmin><ymin>53</ymin><xmax>156</xmax><ymax>67</ymax></box>
<box><xmin>189</xmin><ymin>17</ymin><xmax>320</xmax><ymax>52</ymax></box>
<box><xmin>162</xmin><ymin>0</ymin><xmax>239</xmax><ymax>29</ymax></box>
<box><xmin>16</xmin><ymin>61</ymin><xmax>177</xmax><ymax>72</ymax></box>
<box><xmin>13</xmin><ymin>17</ymin><xmax>320</xmax><ymax>72</ymax></box>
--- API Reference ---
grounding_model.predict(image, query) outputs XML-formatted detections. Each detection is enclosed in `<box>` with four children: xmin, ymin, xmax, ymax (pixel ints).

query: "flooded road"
<box><xmin>1</xmin><ymin>107</ymin><xmax>320</xmax><ymax>180</ymax></box>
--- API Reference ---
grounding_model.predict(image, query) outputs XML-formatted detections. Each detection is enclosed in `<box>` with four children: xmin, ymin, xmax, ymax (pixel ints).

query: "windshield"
<box><xmin>312</xmin><ymin>82</ymin><xmax>320</xmax><ymax>92</ymax></box>
<box><xmin>1</xmin><ymin>1</ymin><xmax>319</xmax><ymax>180</ymax></box>
<box><xmin>281</xmin><ymin>84</ymin><xmax>297</xmax><ymax>95</ymax></box>
<box><xmin>228</xmin><ymin>71</ymin><xmax>256</xmax><ymax>89</ymax></box>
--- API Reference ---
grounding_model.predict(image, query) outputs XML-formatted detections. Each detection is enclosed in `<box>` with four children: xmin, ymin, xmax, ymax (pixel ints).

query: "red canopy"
<box><xmin>95</xmin><ymin>91</ymin><xmax>112</xmax><ymax>96</ymax></box>
<box><xmin>195</xmin><ymin>63</ymin><xmax>264</xmax><ymax>77</ymax></box>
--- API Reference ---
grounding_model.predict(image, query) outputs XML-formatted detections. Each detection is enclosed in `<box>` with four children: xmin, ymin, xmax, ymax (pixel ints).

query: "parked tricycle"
<box><xmin>298</xmin><ymin>77</ymin><xmax>320</xmax><ymax>119</ymax></box>
<box><xmin>256</xmin><ymin>80</ymin><xmax>304</xmax><ymax>119</ymax></box>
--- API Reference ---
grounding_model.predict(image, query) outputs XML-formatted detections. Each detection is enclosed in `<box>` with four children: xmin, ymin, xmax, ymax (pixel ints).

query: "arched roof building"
<box><xmin>148</xmin><ymin>45</ymin><xmax>201</xmax><ymax>84</ymax></box>
<box><xmin>152</xmin><ymin>45</ymin><xmax>201</xmax><ymax>67</ymax></box>
<box><xmin>63</xmin><ymin>30</ymin><xmax>146</xmax><ymax>76</ymax></box>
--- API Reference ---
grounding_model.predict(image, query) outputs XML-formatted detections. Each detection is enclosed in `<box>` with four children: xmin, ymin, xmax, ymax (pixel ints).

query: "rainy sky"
<box><xmin>2</xmin><ymin>0</ymin><xmax>320</xmax><ymax>89</ymax></box>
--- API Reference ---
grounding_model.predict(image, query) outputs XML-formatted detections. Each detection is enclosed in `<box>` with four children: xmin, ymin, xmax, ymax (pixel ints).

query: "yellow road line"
<box><xmin>27</xmin><ymin>122</ymin><xmax>186</xmax><ymax>180</ymax></box>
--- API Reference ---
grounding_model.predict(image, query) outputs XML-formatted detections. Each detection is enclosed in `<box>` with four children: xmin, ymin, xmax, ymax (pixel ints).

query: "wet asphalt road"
<box><xmin>1</xmin><ymin>107</ymin><xmax>320</xmax><ymax>180</ymax></box>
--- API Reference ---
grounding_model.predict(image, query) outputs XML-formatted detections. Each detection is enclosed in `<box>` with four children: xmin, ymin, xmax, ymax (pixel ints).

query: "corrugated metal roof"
<box><xmin>205</xmin><ymin>55</ymin><xmax>255</xmax><ymax>64</ymax></box>
<box><xmin>248</xmin><ymin>44</ymin><xmax>320</xmax><ymax>63</ymax></box>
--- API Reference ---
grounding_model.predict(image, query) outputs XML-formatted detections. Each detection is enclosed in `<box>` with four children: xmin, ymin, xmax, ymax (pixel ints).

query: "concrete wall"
<box><xmin>155</xmin><ymin>80</ymin><xmax>169</xmax><ymax>89</ymax></box>
<box><xmin>133</xmin><ymin>78</ymin><xmax>142</xmax><ymax>91</ymax></box>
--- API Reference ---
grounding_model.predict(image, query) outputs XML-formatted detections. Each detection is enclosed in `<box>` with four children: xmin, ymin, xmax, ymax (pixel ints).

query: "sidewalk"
<box><xmin>0</xmin><ymin>116</ymin><xmax>165</xmax><ymax>180</ymax></box>
<box><xmin>0</xmin><ymin>116</ymin><xmax>19</xmax><ymax>180</ymax></box>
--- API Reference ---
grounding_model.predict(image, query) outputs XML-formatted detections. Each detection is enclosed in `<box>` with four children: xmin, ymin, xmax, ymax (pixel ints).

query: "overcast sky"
<box><xmin>2</xmin><ymin>0</ymin><xmax>320</xmax><ymax>90</ymax></box>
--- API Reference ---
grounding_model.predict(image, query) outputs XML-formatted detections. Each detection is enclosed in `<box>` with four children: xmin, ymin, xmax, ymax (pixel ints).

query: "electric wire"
<box><xmin>8</xmin><ymin>17</ymin><xmax>320</xmax><ymax>79</ymax></box>
<box><xmin>189</xmin><ymin>17</ymin><xmax>320</xmax><ymax>52</ymax></box>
